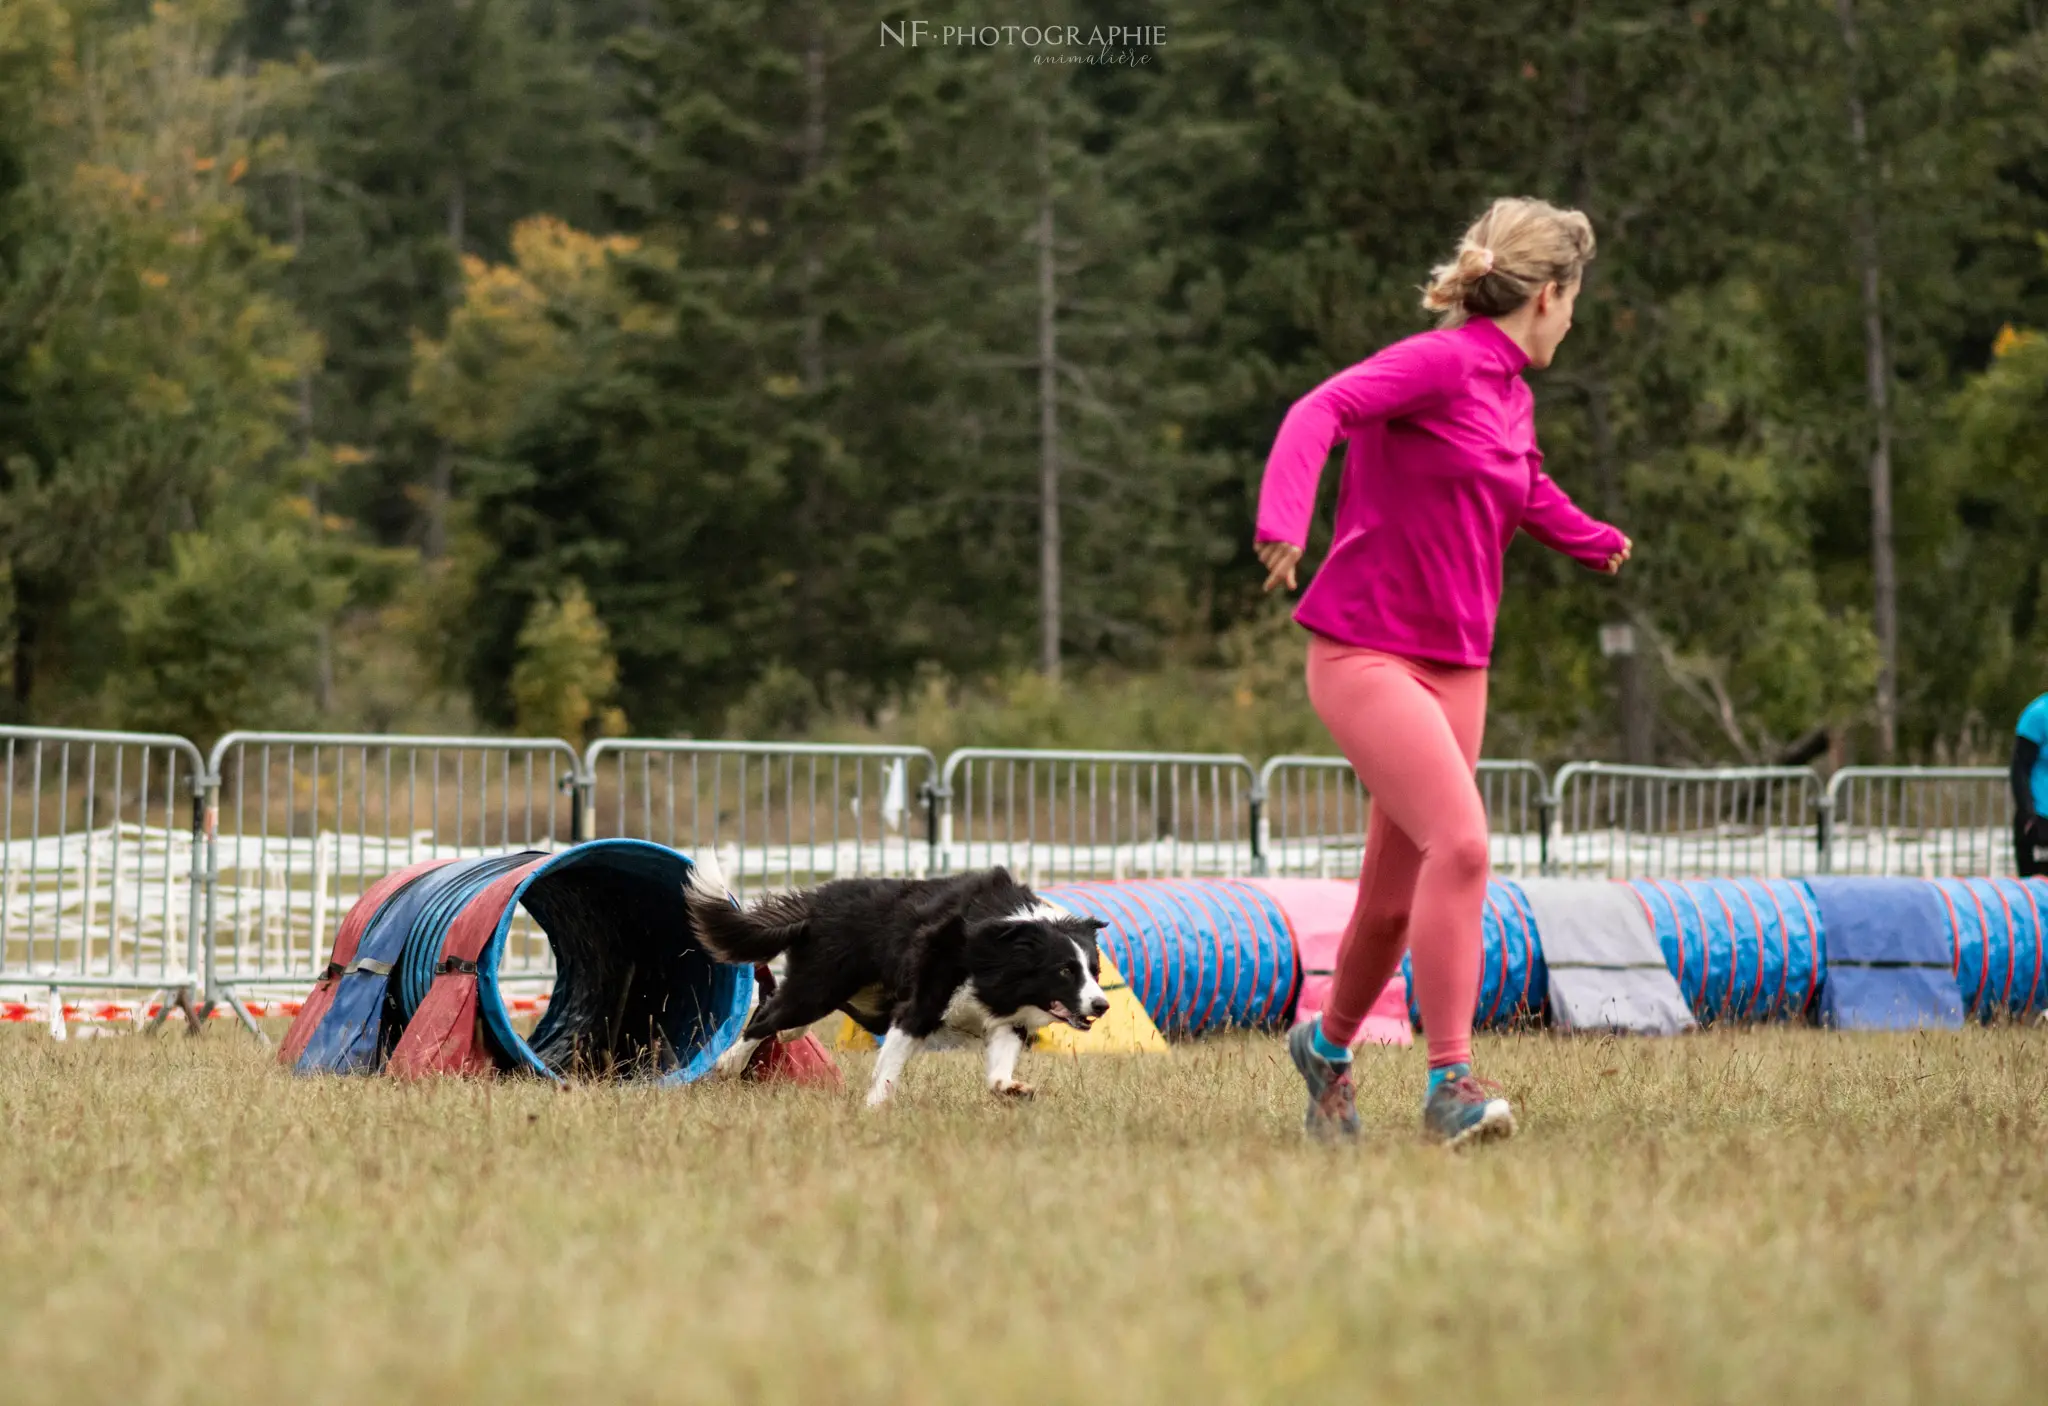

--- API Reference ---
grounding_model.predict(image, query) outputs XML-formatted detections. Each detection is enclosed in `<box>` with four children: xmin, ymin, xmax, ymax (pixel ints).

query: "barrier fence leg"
<box><xmin>193</xmin><ymin>767</ymin><xmax>271</xmax><ymax>1044</ymax></box>
<box><xmin>1815</xmin><ymin>795</ymin><xmax>1833</xmax><ymax>875</ymax></box>
<box><xmin>1539</xmin><ymin>795</ymin><xmax>1558</xmax><ymax>877</ymax></box>
<box><xmin>147</xmin><ymin>983</ymin><xmax>206</xmax><ymax>1037</ymax></box>
<box><xmin>217</xmin><ymin>986</ymin><xmax>265</xmax><ymax>1039</ymax></box>
<box><xmin>568</xmin><ymin>768</ymin><xmax>594</xmax><ymax>844</ymax></box>
<box><xmin>925</xmin><ymin>783</ymin><xmax>947</xmax><ymax>876</ymax></box>
<box><xmin>1248</xmin><ymin>790</ymin><xmax>1267</xmax><ymax>877</ymax></box>
<box><xmin>189</xmin><ymin>780</ymin><xmax>214</xmax><ymax>1034</ymax></box>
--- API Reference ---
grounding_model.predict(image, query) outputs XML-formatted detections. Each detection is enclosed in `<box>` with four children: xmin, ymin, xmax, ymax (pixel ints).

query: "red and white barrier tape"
<box><xmin>2</xmin><ymin>992</ymin><xmax>553</xmax><ymax>1024</ymax></box>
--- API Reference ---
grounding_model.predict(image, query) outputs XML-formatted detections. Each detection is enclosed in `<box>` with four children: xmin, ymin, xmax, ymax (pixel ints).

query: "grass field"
<box><xmin>2</xmin><ymin>1025</ymin><xmax>2045</xmax><ymax>1405</ymax></box>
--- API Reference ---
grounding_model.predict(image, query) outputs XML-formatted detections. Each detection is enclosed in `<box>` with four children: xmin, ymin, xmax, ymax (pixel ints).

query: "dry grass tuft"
<box><xmin>1</xmin><ymin>1026</ymin><xmax>2044</xmax><ymax>1404</ymax></box>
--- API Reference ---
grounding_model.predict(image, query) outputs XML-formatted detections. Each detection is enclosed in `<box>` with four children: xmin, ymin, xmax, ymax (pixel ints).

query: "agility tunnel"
<box><xmin>1250</xmin><ymin>878</ymin><xmax>1410</xmax><ymax>1046</ymax></box>
<box><xmin>1627</xmin><ymin>879</ymin><xmax>1825</xmax><ymax>1025</ymax></box>
<box><xmin>1040</xmin><ymin>879</ymin><xmax>1298</xmax><ymax>1035</ymax></box>
<box><xmin>1393</xmin><ymin>880</ymin><xmax>1553</xmax><ymax>1034</ymax></box>
<box><xmin>818</xmin><ymin>872</ymin><xmax>2044</xmax><ymax>1050</ymax></box>
<box><xmin>1521</xmin><ymin>879</ymin><xmax>1694</xmax><ymax>1036</ymax></box>
<box><xmin>1805</xmin><ymin>879</ymin><xmax>1966</xmax><ymax>1030</ymax></box>
<box><xmin>281</xmin><ymin>840</ymin><xmax>755</xmax><ymax>1083</ymax></box>
<box><xmin>1326</xmin><ymin>875</ymin><xmax>2043</xmax><ymax>1035</ymax></box>
<box><xmin>284</xmin><ymin>864</ymin><xmax>2045</xmax><ymax>1081</ymax></box>
<box><xmin>1928</xmin><ymin>878</ymin><xmax>2048</xmax><ymax>1022</ymax></box>
<box><xmin>831</xmin><ymin>872</ymin><xmax>2039</xmax><ymax>1045</ymax></box>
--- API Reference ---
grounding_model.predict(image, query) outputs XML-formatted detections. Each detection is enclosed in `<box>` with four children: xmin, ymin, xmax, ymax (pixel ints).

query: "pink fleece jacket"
<box><xmin>1256</xmin><ymin>318</ymin><xmax>1625</xmax><ymax>667</ymax></box>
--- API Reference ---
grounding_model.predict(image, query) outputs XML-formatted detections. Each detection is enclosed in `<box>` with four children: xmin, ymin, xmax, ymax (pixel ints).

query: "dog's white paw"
<box><xmin>863</xmin><ymin>1083</ymin><xmax>896</xmax><ymax>1110</ymax></box>
<box><xmin>713</xmin><ymin>1040</ymin><xmax>757</xmax><ymax>1080</ymax></box>
<box><xmin>989</xmin><ymin>1079</ymin><xmax>1036</xmax><ymax>1100</ymax></box>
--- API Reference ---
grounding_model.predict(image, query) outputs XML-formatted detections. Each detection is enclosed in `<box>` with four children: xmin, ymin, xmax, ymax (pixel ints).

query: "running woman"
<box><xmin>1255</xmin><ymin>197</ymin><xmax>1631</xmax><ymax>1145</ymax></box>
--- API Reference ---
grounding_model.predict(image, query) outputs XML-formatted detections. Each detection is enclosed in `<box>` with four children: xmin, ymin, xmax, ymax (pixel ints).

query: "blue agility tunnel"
<box><xmin>1031</xmin><ymin>872</ymin><xmax>2036</xmax><ymax>1040</ymax></box>
<box><xmin>285</xmin><ymin>840</ymin><xmax>754</xmax><ymax>1083</ymax></box>
<box><xmin>1039</xmin><ymin>879</ymin><xmax>1297</xmax><ymax>1033</ymax></box>
<box><xmin>1478</xmin><ymin>881</ymin><xmax>1547</xmax><ymax>1026</ymax></box>
<box><xmin>1929</xmin><ymin>878</ymin><xmax>2048</xmax><ymax>1022</ymax></box>
<box><xmin>1397</xmin><ymin>878</ymin><xmax>1820</xmax><ymax>1033</ymax></box>
<box><xmin>1626</xmin><ymin>879</ymin><xmax>1824</xmax><ymax>1024</ymax></box>
<box><xmin>1805</xmin><ymin>878</ymin><xmax>1964</xmax><ymax>1030</ymax></box>
<box><xmin>1403</xmin><ymin>879</ymin><xmax>1549</xmax><ymax>1031</ymax></box>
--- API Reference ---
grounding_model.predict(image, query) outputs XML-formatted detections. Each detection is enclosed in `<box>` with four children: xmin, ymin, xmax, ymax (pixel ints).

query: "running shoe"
<box><xmin>1422</xmin><ymin>1067</ymin><xmax>1515</xmax><ymax>1147</ymax></box>
<box><xmin>1287</xmin><ymin>1020</ymin><xmax>1359</xmax><ymax>1141</ymax></box>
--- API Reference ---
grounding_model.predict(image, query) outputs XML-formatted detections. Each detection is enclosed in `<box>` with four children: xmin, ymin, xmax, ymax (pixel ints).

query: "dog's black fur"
<box><xmin>682</xmin><ymin>861</ymin><xmax>1110</xmax><ymax>1102</ymax></box>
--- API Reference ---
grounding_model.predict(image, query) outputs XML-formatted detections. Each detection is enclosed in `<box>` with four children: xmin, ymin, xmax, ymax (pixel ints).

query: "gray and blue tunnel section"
<box><xmin>1388</xmin><ymin>875</ymin><xmax>2033</xmax><ymax>1035</ymax></box>
<box><xmin>284</xmin><ymin>840</ymin><xmax>753</xmax><ymax>1082</ymax></box>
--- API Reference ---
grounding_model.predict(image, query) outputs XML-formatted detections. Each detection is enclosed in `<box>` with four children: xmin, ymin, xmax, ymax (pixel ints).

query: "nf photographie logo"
<box><xmin>880</xmin><ymin>21</ymin><xmax>1166</xmax><ymax>65</ymax></box>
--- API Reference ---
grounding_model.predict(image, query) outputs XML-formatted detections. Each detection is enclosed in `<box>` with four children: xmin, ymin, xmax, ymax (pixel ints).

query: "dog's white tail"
<box><xmin>687</xmin><ymin>847</ymin><xmax>732</xmax><ymax>902</ymax></box>
<box><xmin>681</xmin><ymin>853</ymin><xmax>809</xmax><ymax>965</ymax></box>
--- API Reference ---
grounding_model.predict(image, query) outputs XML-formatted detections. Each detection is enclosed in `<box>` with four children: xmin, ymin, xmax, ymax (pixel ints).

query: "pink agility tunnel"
<box><xmin>1246</xmin><ymin>879</ymin><xmax>1411</xmax><ymax>1046</ymax></box>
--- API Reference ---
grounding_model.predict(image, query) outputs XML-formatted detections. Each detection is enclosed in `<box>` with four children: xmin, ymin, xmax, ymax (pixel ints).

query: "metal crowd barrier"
<box><xmin>202</xmin><ymin>732</ymin><xmax>582</xmax><ymax>1023</ymax></box>
<box><xmin>1549</xmin><ymin>763</ymin><xmax>1823</xmax><ymax>879</ymax></box>
<box><xmin>583</xmin><ymin>739</ymin><xmax>938</xmax><ymax>897</ymax></box>
<box><xmin>935</xmin><ymin>748</ymin><xmax>1260</xmax><ymax>882</ymax></box>
<box><xmin>0</xmin><ymin>727</ymin><xmax>208</xmax><ymax>1020</ymax></box>
<box><xmin>1257</xmin><ymin>756</ymin><xmax>1552</xmax><ymax>879</ymax></box>
<box><xmin>8</xmin><ymin>719</ymin><xmax>2044</xmax><ymax>1031</ymax></box>
<box><xmin>1821</xmin><ymin>767</ymin><xmax>2013</xmax><ymax>876</ymax></box>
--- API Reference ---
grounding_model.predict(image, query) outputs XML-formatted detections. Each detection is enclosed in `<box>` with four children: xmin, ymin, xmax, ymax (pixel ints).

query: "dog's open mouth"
<box><xmin>1048</xmin><ymin>1001</ymin><xmax>1096</xmax><ymax>1032</ymax></box>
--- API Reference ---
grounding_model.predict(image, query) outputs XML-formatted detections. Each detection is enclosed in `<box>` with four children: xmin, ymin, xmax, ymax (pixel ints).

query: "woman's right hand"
<box><xmin>1257</xmin><ymin>540</ymin><xmax>1304</xmax><ymax>593</ymax></box>
<box><xmin>1603</xmin><ymin>535</ymin><xmax>1632</xmax><ymax>575</ymax></box>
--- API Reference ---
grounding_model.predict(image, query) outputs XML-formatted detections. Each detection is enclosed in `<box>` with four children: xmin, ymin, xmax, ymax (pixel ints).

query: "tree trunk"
<box><xmin>1566</xmin><ymin>31</ymin><xmax>1654</xmax><ymax>762</ymax></box>
<box><xmin>7</xmin><ymin>563</ymin><xmax>35</xmax><ymax>718</ymax></box>
<box><xmin>292</xmin><ymin>167</ymin><xmax>332</xmax><ymax>715</ymax></box>
<box><xmin>785</xmin><ymin>10</ymin><xmax>831</xmax><ymax>657</ymax></box>
<box><xmin>1584</xmin><ymin>366</ymin><xmax>1655</xmax><ymax>763</ymax></box>
<box><xmin>425</xmin><ymin>172</ymin><xmax>467</xmax><ymax>562</ymax></box>
<box><xmin>1036</xmin><ymin>109</ymin><xmax>1060</xmax><ymax>680</ymax></box>
<box><xmin>425</xmin><ymin>444</ymin><xmax>452</xmax><ymax>561</ymax></box>
<box><xmin>1835</xmin><ymin>0</ymin><xmax>1899</xmax><ymax>758</ymax></box>
<box><xmin>446</xmin><ymin>167</ymin><xmax>466</xmax><ymax>252</ymax></box>
<box><xmin>799</xmin><ymin>21</ymin><xmax>826</xmax><ymax>394</ymax></box>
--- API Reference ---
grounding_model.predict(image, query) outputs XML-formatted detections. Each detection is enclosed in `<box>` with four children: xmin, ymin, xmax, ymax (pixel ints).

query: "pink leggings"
<box><xmin>1306</xmin><ymin>637</ymin><xmax>1489</xmax><ymax>1069</ymax></box>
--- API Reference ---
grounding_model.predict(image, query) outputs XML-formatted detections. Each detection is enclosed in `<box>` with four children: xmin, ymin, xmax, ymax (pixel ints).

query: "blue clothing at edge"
<box><xmin>2017</xmin><ymin>693</ymin><xmax>2048</xmax><ymax>810</ymax></box>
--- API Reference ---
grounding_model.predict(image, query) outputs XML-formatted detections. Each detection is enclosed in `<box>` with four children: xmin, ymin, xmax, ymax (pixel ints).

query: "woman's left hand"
<box><xmin>1257</xmin><ymin>540</ymin><xmax>1304</xmax><ymax>593</ymax></box>
<box><xmin>1604</xmin><ymin>535</ymin><xmax>1632</xmax><ymax>575</ymax></box>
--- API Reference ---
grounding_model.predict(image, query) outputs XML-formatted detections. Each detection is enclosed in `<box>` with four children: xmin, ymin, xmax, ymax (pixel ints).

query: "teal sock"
<box><xmin>1309</xmin><ymin>1018</ymin><xmax>1352</xmax><ymax>1064</ymax></box>
<box><xmin>1426</xmin><ymin>1062</ymin><xmax>1471</xmax><ymax>1098</ymax></box>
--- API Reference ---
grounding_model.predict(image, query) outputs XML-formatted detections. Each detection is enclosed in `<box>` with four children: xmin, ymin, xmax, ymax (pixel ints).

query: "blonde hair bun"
<box><xmin>1421</xmin><ymin>197</ymin><xmax>1595</xmax><ymax>327</ymax></box>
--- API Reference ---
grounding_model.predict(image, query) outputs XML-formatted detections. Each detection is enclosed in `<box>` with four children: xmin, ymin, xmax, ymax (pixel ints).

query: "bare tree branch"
<box><xmin>1637</xmin><ymin>614</ymin><xmax>1759</xmax><ymax>764</ymax></box>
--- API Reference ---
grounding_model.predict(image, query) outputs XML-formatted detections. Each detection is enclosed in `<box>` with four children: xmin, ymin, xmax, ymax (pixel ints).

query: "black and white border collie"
<box><xmin>682</xmin><ymin>860</ymin><xmax>1111</xmax><ymax>1107</ymax></box>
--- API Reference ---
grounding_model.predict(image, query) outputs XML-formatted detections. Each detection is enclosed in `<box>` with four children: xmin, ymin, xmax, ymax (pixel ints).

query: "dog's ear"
<box><xmin>1086</xmin><ymin>917</ymin><xmax>1109</xmax><ymax>933</ymax></box>
<box><xmin>960</xmin><ymin>918</ymin><xmax>1027</xmax><ymax>984</ymax></box>
<box><xmin>962</xmin><ymin>916</ymin><xmax>1015</xmax><ymax>946</ymax></box>
<box><xmin>916</xmin><ymin>911</ymin><xmax>969</xmax><ymax>950</ymax></box>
